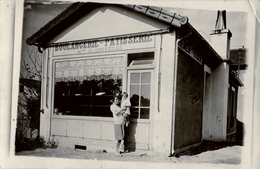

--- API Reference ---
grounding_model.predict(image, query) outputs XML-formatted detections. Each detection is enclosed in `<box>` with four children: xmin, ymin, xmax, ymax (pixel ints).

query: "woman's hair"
<box><xmin>111</xmin><ymin>92</ymin><xmax>121</xmax><ymax>102</ymax></box>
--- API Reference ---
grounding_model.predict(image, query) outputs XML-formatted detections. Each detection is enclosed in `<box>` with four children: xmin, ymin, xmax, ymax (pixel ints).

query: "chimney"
<box><xmin>210</xmin><ymin>10</ymin><xmax>232</xmax><ymax>60</ymax></box>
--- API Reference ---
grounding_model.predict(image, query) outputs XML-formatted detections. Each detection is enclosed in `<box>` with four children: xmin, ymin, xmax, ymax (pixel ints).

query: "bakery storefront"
<box><xmin>51</xmin><ymin>35</ymin><xmax>157</xmax><ymax>150</ymax></box>
<box><xmin>27</xmin><ymin>2</ymin><xmax>242</xmax><ymax>155</ymax></box>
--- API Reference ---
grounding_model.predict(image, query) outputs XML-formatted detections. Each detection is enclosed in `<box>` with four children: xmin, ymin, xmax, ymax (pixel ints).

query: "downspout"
<box><xmin>170</xmin><ymin>31</ymin><xmax>192</xmax><ymax>156</ymax></box>
<box><xmin>157</xmin><ymin>33</ymin><xmax>163</xmax><ymax>112</ymax></box>
<box><xmin>46</xmin><ymin>48</ymin><xmax>50</xmax><ymax>109</ymax></box>
<box><xmin>40</xmin><ymin>50</ymin><xmax>45</xmax><ymax>114</ymax></box>
<box><xmin>46</xmin><ymin>48</ymin><xmax>52</xmax><ymax>139</ymax></box>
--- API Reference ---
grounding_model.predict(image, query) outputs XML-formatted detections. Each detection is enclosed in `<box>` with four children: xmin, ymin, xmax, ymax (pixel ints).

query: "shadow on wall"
<box><xmin>125</xmin><ymin>122</ymin><xmax>137</xmax><ymax>152</ymax></box>
<box><xmin>236</xmin><ymin>119</ymin><xmax>244</xmax><ymax>145</ymax></box>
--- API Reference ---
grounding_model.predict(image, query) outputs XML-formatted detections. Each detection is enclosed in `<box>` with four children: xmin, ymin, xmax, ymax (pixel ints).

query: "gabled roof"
<box><xmin>26</xmin><ymin>2</ymin><xmax>189</xmax><ymax>46</ymax></box>
<box><xmin>26</xmin><ymin>2</ymin><xmax>223</xmax><ymax>69</ymax></box>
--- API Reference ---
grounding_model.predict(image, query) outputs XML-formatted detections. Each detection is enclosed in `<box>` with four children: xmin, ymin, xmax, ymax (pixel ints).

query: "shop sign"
<box><xmin>54</xmin><ymin>35</ymin><xmax>154</xmax><ymax>56</ymax></box>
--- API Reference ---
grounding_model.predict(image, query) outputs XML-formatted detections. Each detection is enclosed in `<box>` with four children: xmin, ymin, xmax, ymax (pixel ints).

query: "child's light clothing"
<box><xmin>121</xmin><ymin>98</ymin><xmax>131</xmax><ymax>127</ymax></box>
<box><xmin>121</xmin><ymin>99</ymin><xmax>131</xmax><ymax>115</ymax></box>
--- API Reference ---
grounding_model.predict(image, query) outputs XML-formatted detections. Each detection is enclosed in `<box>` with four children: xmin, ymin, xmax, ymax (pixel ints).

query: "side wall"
<box><xmin>203</xmin><ymin>63</ymin><xmax>229</xmax><ymax>141</ymax></box>
<box><xmin>174</xmin><ymin>49</ymin><xmax>204</xmax><ymax>150</ymax></box>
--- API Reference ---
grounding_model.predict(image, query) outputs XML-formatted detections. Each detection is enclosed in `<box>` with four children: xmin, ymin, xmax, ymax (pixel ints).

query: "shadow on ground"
<box><xmin>174</xmin><ymin>140</ymin><xmax>243</xmax><ymax>157</ymax></box>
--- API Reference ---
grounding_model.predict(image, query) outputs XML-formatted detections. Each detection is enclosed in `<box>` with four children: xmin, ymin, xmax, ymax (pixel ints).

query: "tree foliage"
<box><xmin>16</xmin><ymin>45</ymin><xmax>43</xmax><ymax>152</ymax></box>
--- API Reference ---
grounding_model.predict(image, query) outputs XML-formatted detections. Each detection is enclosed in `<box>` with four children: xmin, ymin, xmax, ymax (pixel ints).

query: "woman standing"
<box><xmin>110</xmin><ymin>94</ymin><xmax>126</xmax><ymax>156</ymax></box>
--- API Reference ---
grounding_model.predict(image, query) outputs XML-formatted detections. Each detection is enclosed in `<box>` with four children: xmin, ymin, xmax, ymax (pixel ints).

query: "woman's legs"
<box><xmin>120</xmin><ymin>140</ymin><xmax>124</xmax><ymax>152</ymax></box>
<box><xmin>114</xmin><ymin>124</ymin><xmax>125</xmax><ymax>155</ymax></box>
<box><xmin>115</xmin><ymin>140</ymin><xmax>121</xmax><ymax>155</ymax></box>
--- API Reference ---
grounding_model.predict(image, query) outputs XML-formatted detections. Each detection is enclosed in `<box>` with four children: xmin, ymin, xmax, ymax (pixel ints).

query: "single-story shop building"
<box><xmin>26</xmin><ymin>2</ymin><xmax>243</xmax><ymax>155</ymax></box>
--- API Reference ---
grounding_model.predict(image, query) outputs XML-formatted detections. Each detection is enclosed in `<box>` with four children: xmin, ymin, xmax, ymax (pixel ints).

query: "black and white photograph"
<box><xmin>1</xmin><ymin>0</ymin><xmax>260</xmax><ymax>168</ymax></box>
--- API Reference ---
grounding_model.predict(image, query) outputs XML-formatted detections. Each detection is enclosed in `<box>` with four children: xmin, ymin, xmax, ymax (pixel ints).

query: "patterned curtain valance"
<box><xmin>55</xmin><ymin>57</ymin><xmax>123</xmax><ymax>82</ymax></box>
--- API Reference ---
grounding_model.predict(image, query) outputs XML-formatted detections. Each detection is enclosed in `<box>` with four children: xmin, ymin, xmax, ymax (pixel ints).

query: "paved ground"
<box><xmin>13</xmin><ymin>141</ymin><xmax>243</xmax><ymax>169</ymax></box>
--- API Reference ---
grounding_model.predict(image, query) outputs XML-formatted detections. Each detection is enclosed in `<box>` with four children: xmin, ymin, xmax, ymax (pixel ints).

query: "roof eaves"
<box><xmin>123</xmin><ymin>4</ymin><xmax>189</xmax><ymax>28</ymax></box>
<box><xmin>187</xmin><ymin>23</ymin><xmax>223</xmax><ymax>67</ymax></box>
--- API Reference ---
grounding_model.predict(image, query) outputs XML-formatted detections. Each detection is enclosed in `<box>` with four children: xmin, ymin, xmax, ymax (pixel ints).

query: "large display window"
<box><xmin>53</xmin><ymin>56</ymin><xmax>123</xmax><ymax>117</ymax></box>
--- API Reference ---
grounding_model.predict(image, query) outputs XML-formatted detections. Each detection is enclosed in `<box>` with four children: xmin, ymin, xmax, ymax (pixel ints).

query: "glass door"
<box><xmin>126</xmin><ymin>70</ymin><xmax>152</xmax><ymax>150</ymax></box>
<box><xmin>127</xmin><ymin>70</ymin><xmax>152</xmax><ymax>120</ymax></box>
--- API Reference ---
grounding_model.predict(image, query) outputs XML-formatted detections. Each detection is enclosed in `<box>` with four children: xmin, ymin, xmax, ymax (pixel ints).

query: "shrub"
<box><xmin>15</xmin><ymin>135</ymin><xmax>58</xmax><ymax>152</ymax></box>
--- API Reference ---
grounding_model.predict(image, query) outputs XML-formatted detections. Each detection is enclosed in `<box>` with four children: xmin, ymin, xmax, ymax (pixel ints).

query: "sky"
<box><xmin>21</xmin><ymin>3</ymin><xmax>71</xmax><ymax>67</ymax></box>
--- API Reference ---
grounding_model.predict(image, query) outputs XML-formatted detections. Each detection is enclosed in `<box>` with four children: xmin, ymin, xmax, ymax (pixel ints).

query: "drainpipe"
<box><xmin>46</xmin><ymin>48</ymin><xmax>50</xmax><ymax>109</ymax></box>
<box><xmin>157</xmin><ymin>33</ymin><xmax>164</xmax><ymax>112</ymax></box>
<box><xmin>169</xmin><ymin>31</ymin><xmax>192</xmax><ymax>156</ymax></box>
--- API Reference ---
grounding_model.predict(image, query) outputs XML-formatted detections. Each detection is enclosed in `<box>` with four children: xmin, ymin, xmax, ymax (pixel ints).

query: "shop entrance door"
<box><xmin>126</xmin><ymin>70</ymin><xmax>152</xmax><ymax>150</ymax></box>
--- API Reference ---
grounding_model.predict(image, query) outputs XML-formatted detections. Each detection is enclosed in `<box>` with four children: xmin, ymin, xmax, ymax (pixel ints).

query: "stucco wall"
<box><xmin>174</xmin><ymin>50</ymin><xmax>204</xmax><ymax>150</ymax></box>
<box><xmin>52</xmin><ymin>5</ymin><xmax>168</xmax><ymax>43</ymax></box>
<box><xmin>151</xmin><ymin>33</ymin><xmax>176</xmax><ymax>155</ymax></box>
<box><xmin>203</xmin><ymin>63</ymin><xmax>229</xmax><ymax>141</ymax></box>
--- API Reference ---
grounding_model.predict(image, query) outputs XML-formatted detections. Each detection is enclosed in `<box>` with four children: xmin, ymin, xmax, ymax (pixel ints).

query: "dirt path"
<box><xmin>15</xmin><ymin>142</ymin><xmax>242</xmax><ymax>164</ymax></box>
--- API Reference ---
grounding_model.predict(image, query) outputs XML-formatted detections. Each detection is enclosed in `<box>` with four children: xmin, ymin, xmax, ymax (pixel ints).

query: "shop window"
<box><xmin>53</xmin><ymin>56</ymin><xmax>123</xmax><ymax>117</ymax></box>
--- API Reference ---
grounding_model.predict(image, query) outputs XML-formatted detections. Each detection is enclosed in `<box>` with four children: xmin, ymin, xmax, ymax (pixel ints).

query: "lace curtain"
<box><xmin>55</xmin><ymin>56</ymin><xmax>123</xmax><ymax>82</ymax></box>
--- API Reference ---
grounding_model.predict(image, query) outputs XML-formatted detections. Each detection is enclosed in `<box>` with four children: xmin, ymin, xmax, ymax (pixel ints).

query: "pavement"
<box><xmin>10</xmin><ymin>141</ymin><xmax>244</xmax><ymax>169</ymax></box>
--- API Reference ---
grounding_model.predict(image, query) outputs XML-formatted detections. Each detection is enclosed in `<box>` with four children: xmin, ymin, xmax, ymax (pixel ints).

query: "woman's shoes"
<box><xmin>114</xmin><ymin>152</ymin><xmax>122</xmax><ymax>156</ymax></box>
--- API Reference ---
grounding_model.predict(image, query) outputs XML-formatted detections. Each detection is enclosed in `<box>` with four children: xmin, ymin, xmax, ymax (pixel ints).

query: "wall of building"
<box><xmin>151</xmin><ymin>33</ymin><xmax>176</xmax><ymax>155</ymax></box>
<box><xmin>203</xmin><ymin>63</ymin><xmax>229</xmax><ymax>141</ymax></box>
<box><xmin>51</xmin><ymin>5</ymin><xmax>168</xmax><ymax>43</ymax></box>
<box><xmin>174</xmin><ymin>49</ymin><xmax>204</xmax><ymax>150</ymax></box>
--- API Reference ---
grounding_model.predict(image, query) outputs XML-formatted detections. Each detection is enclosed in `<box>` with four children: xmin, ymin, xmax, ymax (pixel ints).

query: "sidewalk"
<box><xmin>15</xmin><ymin>142</ymin><xmax>243</xmax><ymax>164</ymax></box>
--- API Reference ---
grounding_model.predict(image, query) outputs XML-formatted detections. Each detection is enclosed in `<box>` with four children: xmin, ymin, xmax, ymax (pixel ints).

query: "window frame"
<box><xmin>127</xmin><ymin>69</ymin><xmax>153</xmax><ymax>120</ymax></box>
<box><xmin>51</xmin><ymin>55</ymin><xmax>124</xmax><ymax>118</ymax></box>
<box><xmin>127</xmin><ymin>51</ymin><xmax>155</xmax><ymax>70</ymax></box>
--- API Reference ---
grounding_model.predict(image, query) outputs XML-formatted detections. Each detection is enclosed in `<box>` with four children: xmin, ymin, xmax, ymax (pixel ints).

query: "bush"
<box><xmin>15</xmin><ymin>135</ymin><xmax>58</xmax><ymax>152</ymax></box>
<box><xmin>15</xmin><ymin>134</ymin><xmax>44</xmax><ymax>152</ymax></box>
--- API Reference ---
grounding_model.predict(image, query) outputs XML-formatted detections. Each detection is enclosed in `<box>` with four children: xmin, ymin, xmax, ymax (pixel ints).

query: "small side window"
<box><xmin>128</xmin><ymin>52</ymin><xmax>154</xmax><ymax>68</ymax></box>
